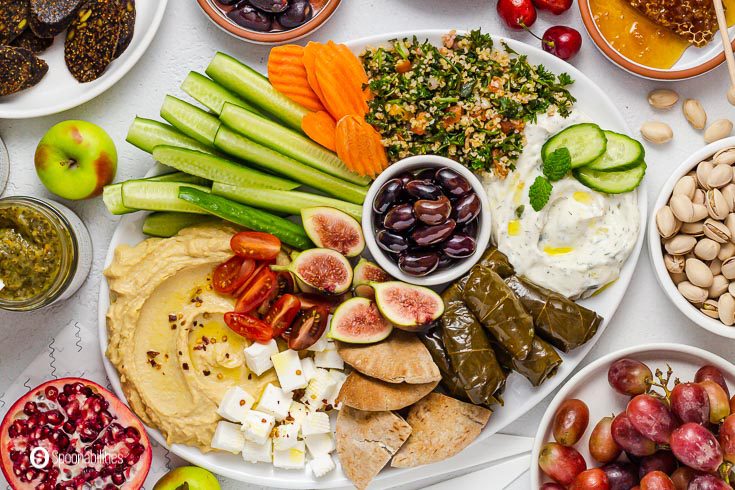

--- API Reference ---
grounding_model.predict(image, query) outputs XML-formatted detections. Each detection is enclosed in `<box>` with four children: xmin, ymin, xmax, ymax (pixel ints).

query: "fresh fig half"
<box><xmin>328</xmin><ymin>297</ymin><xmax>393</xmax><ymax>343</ymax></box>
<box><xmin>301</xmin><ymin>206</ymin><xmax>365</xmax><ymax>257</ymax></box>
<box><xmin>289</xmin><ymin>248</ymin><xmax>353</xmax><ymax>295</ymax></box>
<box><xmin>372</xmin><ymin>281</ymin><xmax>444</xmax><ymax>331</ymax></box>
<box><xmin>352</xmin><ymin>258</ymin><xmax>392</xmax><ymax>299</ymax></box>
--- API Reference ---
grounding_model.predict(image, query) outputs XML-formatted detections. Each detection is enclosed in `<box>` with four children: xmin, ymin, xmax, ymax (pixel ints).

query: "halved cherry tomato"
<box><xmin>276</xmin><ymin>271</ymin><xmax>296</xmax><ymax>296</ymax></box>
<box><xmin>289</xmin><ymin>305</ymin><xmax>329</xmax><ymax>350</ymax></box>
<box><xmin>264</xmin><ymin>294</ymin><xmax>302</xmax><ymax>337</ymax></box>
<box><xmin>235</xmin><ymin>267</ymin><xmax>278</xmax><ymax>313</ymax></box>
<box><xmin>231</xmin><ymin>232</ymin><xmax>281</xmax><ymax>261</ymax></box>
<box><xmin>212</xmin><ymin>256</ymin><xmax>257</xmax><ymax>294</ymax></box>
<box><xmin>224</xmin><ymin>312</ymin><xmax>273</xmax><ymax>343</ymax></box>
<box><xmin>296</xmin><ymin>293</ymin><xmax>341</xmax><ymax>314</ymax></box>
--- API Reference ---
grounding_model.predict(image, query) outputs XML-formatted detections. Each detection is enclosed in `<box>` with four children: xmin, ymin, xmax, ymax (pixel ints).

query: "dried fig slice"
<box><xmin>0</xmin><ymin>46</ymin><xmax>34</xmax><ymax>97</ymax></box>
<box><xmin>114</xmin><ymin>0</ymin><xmax>135</xmax><ymax>59</ymax></box>
<box><xmin>11</xmin><ymin>28</ymin><xmax>54</xmax><ymax>53</ymax></box>
<box><xmin>22</xmin><ymin>51</ymin><xmax>49</xmax><ymax>90</ymax></box>
<box><xmin>0</xmin><ymin>0</ymin><xmax>29</xmax><ymax>45</ymax></box>
<box><xmin>64</xmin><ymin>0</ymin><xmax>123</xmax><ymax>83</ymax></box>
<box><xmin>29</xmin><ymin>0</ymin><xmax>84</xmax><ymax>38</ymax></box>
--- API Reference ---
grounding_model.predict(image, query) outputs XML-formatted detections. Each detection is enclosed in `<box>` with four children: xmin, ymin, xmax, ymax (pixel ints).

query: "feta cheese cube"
<box><xmin>288</xmin><ymin>401</ymin><xmax>309</xmax><ymax>427</ymax></box>
<box><xmin>244</xmin><ymin>339</ymin><xmax>278</xmax><ymax>376</ymax></box>
<box><xmin>304</xmin><ymin>433</ymin><xmax>335</xmax><ymax>457</ymax></box>
<box><xmin>217</xmin><ymin>386</ymin><xmax>255</xmax><ymax>423</ymax></box>
<box><xmin>301</xmin><ymin>411</ymin><xmax>331</xmax><ymax>436</ymax></box>
<box><xmin>314</xmin><ymin>342</ymin><xmax>344</xmax><ymax>369</ymax></box>
<box><xmin>301</xmin><ymin>368</ymin><xmax>338</xmax><ymax>411</ymax></box>
<box><xmin>242</xmin><ymin>438</ymin><xmax>272</xmax><ymax>463</ymax></box>
<box><xmin>257</xmin><ymin>384</ymin><xmax>293</xmax><ymax>421</ymax></box>
<box><xmin>211</xmin><ymin>421</ymin><xmax>245</xmax><ymax>454</ymax></box>
<box><xmin>241</xmin><ymin>410</ymin><xmax>276</xmax><ymax>445</ymax></box>
<box><xmin>273</xmin><ymin>440</ymin><xmax>306</xmax><ymax>470</ymax></box>
<box><xmin>310</xmin><ymin>453</ymin><xmax>336</xmax><ymax>478</ymax></box>
<box><xmin>327</xmin><ymin>370</ymin><xmax>347</xmax><ymax>409</ymax></box>
<box><xmin>271</xmin><ymin>349</ymin><xmax>308</xmax><ymax>393</ymax></box>
<box><xmin>273</xmin><ymin>422</ymin><xmax>301</xmax><ymax>451</ymax></box>
<box><xmin>308</xmin><ymin>327</ymin><xmax>329</xmax><ymax>352</ymax></box>
<box><xmin>301</xmin><ymin>356</ymin><xmax>318</xmax><ymax>381</ymax></box>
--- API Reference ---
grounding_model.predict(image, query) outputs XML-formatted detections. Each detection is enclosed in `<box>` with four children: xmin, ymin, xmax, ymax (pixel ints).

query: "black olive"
<box><xmin>278</xmin><ymin>0</ymin><xmax>313</xmax><ymax>29</ymax></box>
<box><xmin>406</xmin><ymin>180</ymin><xmax>442</xmax><ymax>200</ymax></box>
<box><xmin>442</xmin><ymin>234</ymin><xmax>477</xmax><ymax>259</ymax></box>
<box><xmin>218</xmin><ymin>0</ymin><xmax>241</xmax><ymax>5</ymax></box>
<box><xmin>414</xmin><ymin>168</ymin><xmax>436</xmax><ymax>181</ymax></box>
<box><xmin>396</xmin><ymin>172</ymin><xmax>414</xmax><ymax>187</ymax></box>
<box><xmin>435</xmin><ymin>168</ymin><xmax>471</xmax><ymax>197</ymax></box>
<box><xmin>227</xmin><ymin>4</ymin><xmax>273</xmax><ymax>31</ymax></box>
<box><xmin>376</xmin><ymin>229</ymin><xmax>409</xmax><ymax>254</ymax></box>
<box><xmin>414</xmin><ymin>195</ymin><xmax>451</xmax><ymax>226</ymax></box>
<box><xmin>460</xmin><ymin>219</ymin><xmax>478</xmax><ymax>238</ymax></box>
<box><xmin>398</xmin><ymin>251</ymin><xmax>440</xmax><ymax>277</ymax></box>
<box><xmin>453</xmin><ymin>192</ymin><xmax>481</xmax><ymax>224</ymax></box>
<box><xmin>250</xmin><ymin>0</ymin><xmax>289</xmax><ymax>13</ymax></box>
<box><xmin>437</xmin><ymin>253</ymin><xmax>453</xmax><ymax>269</ymax></box>
<box><xmin>383</xmin><ymin>203</ymin><xmax>416</xmax><ymax>232</ymax></box>
<box><xmin>411</xmin><ymin>220</ymin><xmax>456</xmax><ymax>247</ymax></box>
<box><xmin>373</xmin><ymin>178</ymin><xmax>404</xmax><ymax>214</ymax></box>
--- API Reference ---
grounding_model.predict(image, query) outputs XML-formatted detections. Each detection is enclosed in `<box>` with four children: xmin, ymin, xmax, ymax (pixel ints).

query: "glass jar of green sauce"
<box><xmin>0</xmin><ymin>197</ymin><xmax>92</xmax><ymax>311</ymax></box>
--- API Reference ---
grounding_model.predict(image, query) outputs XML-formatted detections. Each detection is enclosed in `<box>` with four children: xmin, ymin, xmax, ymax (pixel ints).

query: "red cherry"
<box><xmin>542</xmin><ymin>26</ymin><xmax>582</xmax><ymax>60</ymax></box>
<box><xmin>497</xmin><ymin>0</ymin><xmax>537</xmax><ymax>30</ymax></box>
<box><xmin>532</xmin><ymin>0</ymin><xmax>573</xmax><ymax>14</ymax></box>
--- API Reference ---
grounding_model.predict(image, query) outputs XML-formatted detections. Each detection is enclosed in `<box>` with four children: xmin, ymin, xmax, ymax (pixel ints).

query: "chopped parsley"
<box><xmin>362</xmin><ymin>29</ymin><xmax>575</xmax><ymax>178</ymax></box>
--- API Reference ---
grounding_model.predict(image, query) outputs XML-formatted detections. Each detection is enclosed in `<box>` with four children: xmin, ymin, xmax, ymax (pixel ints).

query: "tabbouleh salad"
<box><xmin>361</xmin><ymin>30</ymin><xmax>575</xmax><ymax>178</ymax></box>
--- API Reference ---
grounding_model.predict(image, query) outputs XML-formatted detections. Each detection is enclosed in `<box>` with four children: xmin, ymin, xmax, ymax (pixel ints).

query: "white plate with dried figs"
<box><xmin>650</xmin><ymin>136</ymin><xmax>735</xmax><ymax>338</ymax></box>
<box><xmin>0</xmin><ymin>0</ymin><xmax>168</xmax><ymax>119</ymax></box>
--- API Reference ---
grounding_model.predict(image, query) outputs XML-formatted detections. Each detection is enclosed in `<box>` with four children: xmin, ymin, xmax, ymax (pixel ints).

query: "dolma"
<box><xmin>494</xmin><ymin>337</ymin><xmax>563</xmax><ymax>387</ymax></box>
<box><xmin>478</xmin><ymin>247</ymin><xmax>515</xmax><ymax>278</ymax></box>
<box><xmin>505</xmin><ymin>276</ymin><xmax>603</xmax><ymax>352</ymax></box>
<box><xmin>440</xmin><ymin>283</ymin><xmax>506</xmax><ymax>407</ymax></box>
<box><xmin>462</xmin><ymin>266</ymin><xmax>534</xmax><ymax>360</ymax></box>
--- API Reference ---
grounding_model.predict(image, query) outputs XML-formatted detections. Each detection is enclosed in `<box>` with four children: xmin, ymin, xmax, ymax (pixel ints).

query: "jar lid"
<box><xmin>0</xmin><ymin>136</ymin><xmax>8</xmax><ymax>196</ymax></box>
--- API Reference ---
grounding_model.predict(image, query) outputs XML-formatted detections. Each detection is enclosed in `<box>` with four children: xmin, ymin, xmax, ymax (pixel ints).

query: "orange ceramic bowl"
<box><xmin>579</xmin><ymin>0</ymin><xmax>735</xmax><ymax>80</ymax></box>
<box><xmin>197</xmin><ymin>0</ymin><xmax>342</xmax><ymax>45</ymax></box>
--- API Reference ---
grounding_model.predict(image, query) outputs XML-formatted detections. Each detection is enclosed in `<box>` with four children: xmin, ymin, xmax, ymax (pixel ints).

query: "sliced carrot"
<box><xmin>335</xmin><ymin>115</ymin><xmax>388</xmax><ymax>178</ymax></box>
<box><xmin>330</xmin><ymin>41</ymin><xmax>368</xmax><ymax>85</ymax></box>
<box><xmin>268</xmin><ymin>44</ymin><xmax>326</xmax><ymax>113</ymax></box>
<box><xmin>302</xmin><ymin>111</ymin><xmax>338</xmax><ymax>151</ymax></box>
<box><xmin>303</xmin><ymin>42</ymin><xmax>325</xmax><ymax>104</ymax></box>
<box><xmin>315</xmin><ymin>47</ymin><xmax>368</xmax><ymax>120</ymax></box>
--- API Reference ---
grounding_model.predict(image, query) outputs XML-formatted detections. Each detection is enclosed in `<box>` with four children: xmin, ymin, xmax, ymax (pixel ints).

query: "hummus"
<box><xmin>484</xmin><ymin>111</ymin><xmax>640</xmax><ymax>299</ymax></box>
<box><xmin>105</xmin><ymin>225</ymin><xmax>276</xmax><ymax>450</ymax></box>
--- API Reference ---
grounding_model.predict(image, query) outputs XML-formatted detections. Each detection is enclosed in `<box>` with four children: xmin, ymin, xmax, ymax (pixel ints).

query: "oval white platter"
<box><xmin>530</xmin><ymin>343</ymin><xmax>735</xmax><ymax>487</ymax></box>
<box><xmin>0</xmin><ymin>0</ymin><xmax>168</xmax><ymax>119</ymax></box>
<box><xmin>97</xmin><ymin>30</ymin><xmax>647</xmax><ymax>488</ymax></box>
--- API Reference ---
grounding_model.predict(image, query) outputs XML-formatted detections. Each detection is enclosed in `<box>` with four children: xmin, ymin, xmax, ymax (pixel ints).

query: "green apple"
<box><xmin>34</xmin><ymin>120</ymin><xmax>118</xmax><ymax>200</ymax></box>
<box><xmin>153</xmin><ymin>466</ymin><xmax>221</xmax><ymax>490</ymax></box>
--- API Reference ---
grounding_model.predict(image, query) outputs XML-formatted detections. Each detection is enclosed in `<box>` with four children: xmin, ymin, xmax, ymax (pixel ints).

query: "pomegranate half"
<box><xmin>1</xmin><ymin>377</ymin><xmax>151</xmax><ymax>489</ymax></box>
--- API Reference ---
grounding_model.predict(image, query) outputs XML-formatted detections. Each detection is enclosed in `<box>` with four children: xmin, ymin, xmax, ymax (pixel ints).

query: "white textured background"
<box><xmin>1</xmin><ymin>0</ymin><xmax>735</xmax><ymax>488</ymax></box>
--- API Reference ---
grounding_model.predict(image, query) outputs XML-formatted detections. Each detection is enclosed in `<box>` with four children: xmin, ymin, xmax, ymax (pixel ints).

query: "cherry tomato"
<box><xmin>212</xmin><ymin>256</ymin><xmax>257</xmax><ymax>294</ymax></box>
<box><xmin>296</xmin><ymin>293</ymin><xmax>341</xmax><ymax>314</ymax></box>
<box><xmin>264</xmin><ymin>294</ymin><xmax>301</xmax><ymax>337</ymax></box>
<box><xmin>288</xmin><ymin>305</ymin><xmax>329</xmax><ymax>351</ymax></box>
<box><xmin>640</xmin><ymin>471</ymin><xmax>675</xmax><ymax>490</ymax></box>
<box><xmin>230</xmin><ymin>231</ymin><xmax>281</xmax><ymax>261</ymax></box>
<box><xmin>542</xmin><ymin>26</ymin><xmax>583</xmax><ymax>61</ymax></box>
<box><xmin>235</xmin><ymin>267</ymin><xmax>278</xmax><ymax>313</ymax></box>
<box><xmin>570</xmin><ymin>468</ymin><xmax>609</xmax><ymax>490</ymax></box>
<box><xmin>553</xmin><ymin>399</ymin><xmax>590</xmax><ymax>446</ymax></box>
<box><xmin>224</xmin><ymin>312</ymin><xmax>273</xmax><ymax>343</ymax></box>
<box><xmin>532</xmin><ymin>0</ymin><xmax>572</xmax><ymax>14</ymax></box>
<box><xmin>275</xmin><ymin>271</ymin><xmax>296</xmax><ymax>296</ymax></box>
<box><xmin>497</xmin><ymin>0</ymin><xmax>537</xmax><ymax>29</ymax></box>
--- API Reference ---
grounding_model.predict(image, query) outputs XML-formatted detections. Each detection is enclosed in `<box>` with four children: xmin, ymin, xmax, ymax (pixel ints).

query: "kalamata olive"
<box><xmin>453</xmin><ymin>192</ymin><xmax>481</xmax><ymax>224</ymax></box>
<box><xmin>411</xmin><ymin>220</ymin><xmax>456</xmax><ymax>247</ymax></box>
<box><xmin>414</xmin><ymin>168</ymin><xmax>436</xmax><ymax>181</ymax></box>
<box><xmin>442</xmin><ymin>234</ymin><xmax>476</xmax><ymax>258</ymax></box>
<box><xmin>437</xmin><ymin>253</ymin><xmax>453</xmax><ymax>269</ymax></box>
<box><xmin>406</xmin><ymin>180</ymin><xmax>443</xmax><ymax>200</ymax></box>
<box><xmin>414</xmin><ymin>195</ymin><xmax>451</xmax><ymax>225</ymax></box>
<box><xmin>373</xmin><ymin>178</ymin><xmax>404</xmax><ymax>214</ymax></box>
<box><xmin>384</xmin><ymin>203</ymin><xmax>416</xmax><ymax>232</ymax></box>
<box><xmin>278</xmin><ymin>0</ymin><xmax>313</xmax><ymax>28</ymax></box>
<box><xmin>461</xmin><ymin>219</ymin><xmax>478</xmax><ymax>238</ymax></box>
<box><xmin>376</xmin><ymin>229</ymin><xmax>409</xmax><ymax>254</ymax></box>
<box><xmin>398</xmin><ymin>251</ymin><xmax>440</xmax><ymax>276</ymax></box>
<box><xmin>219</xmin><ymin>0</ymin><xmax>241</xmax><ymax>5</ymax></box>
<box><xmin>250</xmin><ymin>0</ymin><xmax>289</xmax><ymax>12</ymax></box>
<box><xmin>397</xmin><ymin>172</ymin><xmax>414</xmax><ymax>187</ymax></box>
<box><xmin>227</xmin><ymin>4</ymin><xmax>273</xmax><ymax>31</ymax></box>
<box><xmin>435</xmin><ymin>168</ymin><xmax>472</xmax><ymax>197</ymax></box>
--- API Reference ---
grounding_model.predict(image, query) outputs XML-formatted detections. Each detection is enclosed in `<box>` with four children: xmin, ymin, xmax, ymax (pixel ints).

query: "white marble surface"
<box><xmin>1</xmin><ymin>0</ymin><xmax>735</xmax><ymax>488</ymax></box>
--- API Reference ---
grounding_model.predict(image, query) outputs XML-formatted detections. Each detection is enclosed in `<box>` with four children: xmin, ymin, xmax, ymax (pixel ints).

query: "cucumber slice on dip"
<box><xmin>585</xmin><ymin>131</ymin><xmax>645</xmax><ymax>172</ymax></box>
<box><xmin>542</xmin><ymin>123</ymin><xmax>607</xmax><ymax>168</ymax></box>
<box><xmin>573</xmin><ymin>162</ymin><xmax>647</xmax><ymax>194</ymax></box>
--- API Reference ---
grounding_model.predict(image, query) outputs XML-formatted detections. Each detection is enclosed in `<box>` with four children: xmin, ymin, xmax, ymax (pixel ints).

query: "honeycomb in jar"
<box><xmin>624</xmin><ymin>0</ymin><xmax>719</xmax><ymax>47</ymax></box>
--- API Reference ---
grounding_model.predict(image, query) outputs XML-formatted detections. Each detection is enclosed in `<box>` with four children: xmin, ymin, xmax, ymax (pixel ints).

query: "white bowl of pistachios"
<box><xmin>650</xmin><ymin>137</ymin><xmax>735</xmax><ymax>338</ymax></box>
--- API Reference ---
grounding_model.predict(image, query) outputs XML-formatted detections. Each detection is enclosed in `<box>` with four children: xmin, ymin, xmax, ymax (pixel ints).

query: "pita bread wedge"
<box><xmin>336</xmin><ymin>330</ymin><xmax>441</xmax><ymax>384</ymax></box>
<box><xmin>391</xmin><ymin>393</ymin><xmax>492</xmax><ymax>468</ymax></box>
<box><xmin>338</xmin><ymin>371</ymin><xmax>438</xmax><ymax>411</ymax></box>
<box><xmin>336</xmin><ymin>407</ymin><xmax>412</xmax><ymax>490</ymax></box>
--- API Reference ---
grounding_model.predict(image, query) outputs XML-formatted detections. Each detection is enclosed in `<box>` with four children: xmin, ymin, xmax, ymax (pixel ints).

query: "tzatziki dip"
<box><xmin>483</xmin><ymin>111</ymin><xmax>639</xmax><ymax>299</ymax></box>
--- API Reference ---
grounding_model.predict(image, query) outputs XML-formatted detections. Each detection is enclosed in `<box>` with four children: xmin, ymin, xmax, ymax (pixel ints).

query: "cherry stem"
<box><xmin>520</xmin><ymin>23</ymin><xmax>554</xmax><ymax>48</ymax></box>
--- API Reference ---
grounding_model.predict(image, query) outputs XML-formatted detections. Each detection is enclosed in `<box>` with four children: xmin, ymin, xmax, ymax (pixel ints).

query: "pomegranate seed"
<box><xmin>57</xmin><ymin>433</ymin><xmax>70</xmax><ymax>450</ymax></box>
<box><xmin>104</xmin><ymin>484</ymin><xmax>117</xmax><ymax>490</ymax></box>
<box><xmin>124</xmin><ymin>426</ymin><xmax>140</xmax><ymax>441</ymax></box>
<box><xmin>9</xmin><ymin>450</ymin><xmax>22</xmax><ymax>462</ymax></box>
<box><xmin>111</xmin><ymin>472</ymin><xmax>126</xmax><ymax>485</ymax></box>
<box><xmin>44</xmin><ymin>386</ymin><xmax>58</xmax><ymax>400</ymax></box>
<box><xmin>23</xmin><ymin>401</ymin><xmax>38</xmax><ymax>416</ymax></box>
<box><xmin>62</xmin><ymin>422</ymin><xmax>75</xmax><ymax>434</ymax></box>
<box><xmin>57</xmin><ymin>393</ymin><xmax>68</xmax><ymax>406</ymax></box>
<box><xmin>46</xmin><ymin>409</ymin><xmax>63</xmax><ymax>425</ymax></box>
<box><xmin>62</xmin><ymin>384</ymin><xmax>75</xmax><ymax>396</ymax></box>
